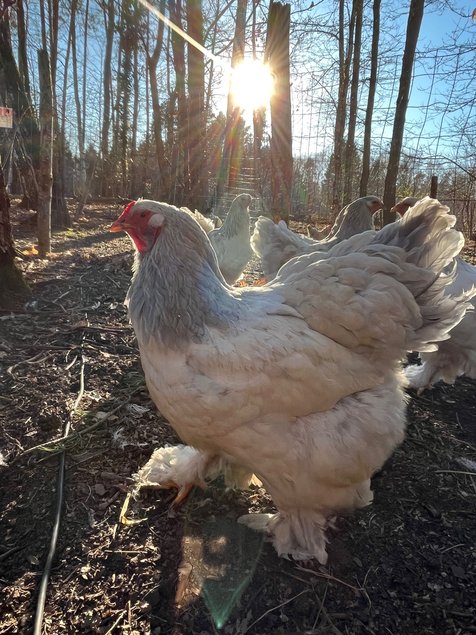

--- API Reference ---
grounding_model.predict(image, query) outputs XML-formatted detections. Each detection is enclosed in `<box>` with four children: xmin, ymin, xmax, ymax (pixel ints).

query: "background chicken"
<box><xmin>111</xmin><ymin>197</ymin><xmax>471</xmax><ymax>564</ymax></box>
<box><xmin>207</xmin><ymin>193</ymin><xmax>253</xmax><ymax>285</ymax></box>
<box><xmin>404</xmin><ymin>256</ymin><xmax>476</xmax><ymax>390</ymax></box>
<box><xmin>252</xmin><ymin>195</ymin><xmax>383</xmax><ymax>280</ymax></box>
<box><xmin>180</xmin><ymin>207</ymin><xmax>216</xmax><ymax>234</ymax></box>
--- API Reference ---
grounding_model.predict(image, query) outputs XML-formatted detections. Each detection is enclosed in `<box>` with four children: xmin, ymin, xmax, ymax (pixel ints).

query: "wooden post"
<box><xmin>265</xmin><ymin>1</ymin><xmax>293</xmax><ymax>223</ymax></box>
<box><xmin>430</xmin><ymin>175</ymin><xmax>438</xmax><ymax>198</ymax></box>
<box><xmin>37</xmin><ymin>49</ymin><xmax>53</xmax><ymax>257</ymax></box>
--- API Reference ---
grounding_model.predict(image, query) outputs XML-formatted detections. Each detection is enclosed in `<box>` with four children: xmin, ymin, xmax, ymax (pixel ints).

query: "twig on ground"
<box><xmin>295</xmin><ymin>565</ymin><xmax>362</xmax><ymax>592</ymax></box>
<box><xmin>7</xmin><ymin>352</ymin><xmax>53</xmax><ymax>376</ymax></box>
<box><xmin>104</xmin><ymin>609</ymin><xmax>127</xmax><ymax>635</ymax></box>
<box><xmin>313</xmin><ymin>586</ymin><xmax>343</xmax><ymax>635</ymax></box>
<box><xmin>241</xmin><ymin>589</ymin><xmax>309</xmax><ymax>634</ymax></box>
<box><xmin>23</xmin><ymin>395</ymin><xmax>136</xmax><ymax>455</ymax></box>
<box><xmin>0</xmin><ymin>545</ymin><xmax>24</xmax><ymax>561</ymax></box>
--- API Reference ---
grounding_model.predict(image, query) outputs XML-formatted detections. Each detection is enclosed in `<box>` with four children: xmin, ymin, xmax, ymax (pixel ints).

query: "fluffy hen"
<box><xmin>404</xmin><ymin>256</ymin><xmax>476</xmax><ymax>390</ymax></box>
<box><xmin>111</xmin><ymin>197</ymin><xmax>471</xmax><ymax>563</ymax></box>
<box><xmin>207</xmin><ymin>193</ymin><xmax>253</xmax><ymax>285</ymax></box>
<box><xmin>252</xmin><ymin>195</ymin><xmax>383</xmax><ymax>280</ymax></box>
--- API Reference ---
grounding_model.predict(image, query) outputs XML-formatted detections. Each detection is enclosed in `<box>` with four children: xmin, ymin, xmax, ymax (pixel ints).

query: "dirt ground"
<box><xmin>1</xmin><ymin>202</ymin><xmax>475</xmax><ymax>635</ymax></box>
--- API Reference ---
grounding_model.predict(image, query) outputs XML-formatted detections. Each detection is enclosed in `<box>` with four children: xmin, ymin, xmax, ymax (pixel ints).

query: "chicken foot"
<box><xmin>132</xmin><ymin>444</ymin><xmax>216</xmax><ymax>506</ymax></box>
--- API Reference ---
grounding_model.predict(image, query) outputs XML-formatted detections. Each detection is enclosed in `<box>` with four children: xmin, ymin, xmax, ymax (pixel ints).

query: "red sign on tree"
<box><xmin>0</xmin><ymin>107</ymin><xmax>13</xmax><ymax>128</ymax></box>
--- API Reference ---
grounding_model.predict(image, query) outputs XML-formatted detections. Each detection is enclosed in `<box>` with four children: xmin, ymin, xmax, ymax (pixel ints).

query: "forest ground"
<box><xmin>0</xmin><ymin>201</ymin><xmax>475</xmax><ymax>635</ymax></box>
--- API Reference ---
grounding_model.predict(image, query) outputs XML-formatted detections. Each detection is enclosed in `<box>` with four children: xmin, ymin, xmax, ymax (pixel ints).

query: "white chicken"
<box><xmin>404</xmin><ymin>256</ymin><xmax>476</xmax><ymax>390</ymax></box>
<box><xmin>207</xmin><ymin>193</ymin><xmax>253</xmax><ymax>285</ymax></box>
<box><xmin>252</xmin><ymin>195</ymin><xmax>383</xmax><ymax>280</ymax></box>
<box><xmin>111</xmin><ymin>197</ymin><xmax>471</xmax><ymax>564</ymax></box>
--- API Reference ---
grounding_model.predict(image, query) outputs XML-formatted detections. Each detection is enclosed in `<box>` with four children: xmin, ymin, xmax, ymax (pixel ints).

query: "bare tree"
<box><xmin>359</xmin><ymin>0</ymin><xmax>380</xmax><ymax>196</ymax></box>
<box><xmin>37</xmin><ymin>49</ymin><xmax>53</xmax><ymax>257</ymax></box>
<box><xmin>169</xmin><ymin>0</ymin><xmax>187</xmax><ymax>203</ymax></box>
<box><xmin>100</xmin><ymin>0</ymin><xmax>115</xmax><ymax>195</ymax></box>
<box><xmin>143</xmin><ymin>0</ymin><xmax>167</xmax><ymax>198</ymax></box>
<box><xmin>0</xmin><ymin>14</ymin><xmax>39</xmax><ymax>209</ymax></box>
<box><xmin>331</xmin><ymin>0</ymin><xmax>356</xmax><ymax>212</ymax></box>
<box><xmin>49</xmin><ymin>0</ymin><xmax>70</xmax><ymax>227</ymax></box>
<box><xmin>383</xmin><ymin>0</ymin><xmax>424</xmax><ymax>223</ymax></box>
<box><xmin>0</xmin><ymin>168</ymin><xmax>29</xmax><ymax>305</ymax></box>
<box><xmin>216</xmin><ymin>0</ymin><xmax>247</xmax><ymax>206</ymax></box>
<box><xmin>343</xmin><ymin>0</ymin><xmax>363</xmax><ymax>204</ymax></box>
<box><xmin>16</xmin><ymin>0</ymin><xmax>29</xmax><ymax>96</ymax></box>
<box><xmin>186</xmin><ymin>0</ymin><xmax>207</xmax><ymax>209</ymax></box>
<box><xmin>265</xmin><ymin>0</ymin><xmax>293</xmax><ymax>223</ymax></box>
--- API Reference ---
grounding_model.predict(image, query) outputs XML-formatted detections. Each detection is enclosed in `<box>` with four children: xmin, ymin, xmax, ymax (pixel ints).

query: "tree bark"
<box><xmin>144</xmin><ymin>0</ymin><xmax>167</xmax><ymax>198</ymax></box>
<box><xmin>359</xmin><ymin>0</ymin><xmax>380</xmax><ymax>197</ymax></box>
<box><xmin>215</xmin><ymin>0</ymin><xmax>247</xmax><ymax>206</ymax></box>
<box><xmin>117</xmin><ymin>0</ymin><xmax>134</xmax><ymax>195</ymax></box>
<box><xmin>343</xmin><ymin>0</ymin><xmax>363</xmax><ymax>204</ymax></box>
<box><xmin>186</xmin><ymin>0</ymin><xmax>207</xmax><ymax>209</ymax></box>
<box><xmin>332</xmin><ymin>0</ymin><xmax>356</xmax><ymax>212</ymax></box>
<box><xmin>49</xmin><ymin>0</ymin><xmax>70</xmax><ymax>227</ymax></box>
<box><xmin>37</xmin><ymin>49</ymin><xmax>53</xmax><ymax>257</ymax></box>
<box><xmin>383</xmin><ymin>0</ymin><xmax>424</xmax><ymax>224</ymax></box>
<box><xmin>0</xmin><ymin>17</ymin><xmax>39</xmax><ymax>209</ymax></box>
<box><xmin>16</xmin><ymin>0</ymin><xmax>30</xmax><ymax>96</ymax></box>
<box><xmin>69</xmin><ymin>0</ymin><xmax>86</xmax><ymax>202</ymax></box>
<box><xmin>0</xmin><ymin>168</ymin><xmax>29</xmax><ymax>306</ymax></box>
<box><xmin>100</xmin><ymin>0</ymin><xmax>115</xmax><ymax>196</ymax></box>
<box><xmin>265</xmin><ymin>1</ymin><xmax>293</xmax><ymax>224</ymax></box>
<box><xmin>169</xmin><ymin>0</ymin><xmax>187</xmax><ymax>204</ymax></box>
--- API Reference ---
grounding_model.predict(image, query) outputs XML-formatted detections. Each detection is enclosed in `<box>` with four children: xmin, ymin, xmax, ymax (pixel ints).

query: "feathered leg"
<box><xmin>239</xmin><ymin>510</ymin><xmax>330</xmax><ymax>564</ymax></box>
<box><xmin>132</xmin><ymin>445</ymin><xmax>256</xmax><ymax>505</ymax></box>
<box><xmin>132</xmin><ymin>445</ymin><xmax>215</xmax><ymax>505</ymax></box>
<box><xmin>239</xmin><ymin>480</ymin><xmax>373</xmax><ymax>564</ymax></box>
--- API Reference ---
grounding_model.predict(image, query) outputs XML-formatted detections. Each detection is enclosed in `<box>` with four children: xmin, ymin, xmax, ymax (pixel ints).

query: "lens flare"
<box><xmin>230</xmin><ymin>59</ymin><xmax>274</xmax><ymax>111</ymax></box>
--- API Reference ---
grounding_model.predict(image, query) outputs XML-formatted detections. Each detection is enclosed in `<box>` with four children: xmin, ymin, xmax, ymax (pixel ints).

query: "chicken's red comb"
<box><xmin>118</xmin><ymin>200</ymin><xmax>136</xmax><ymax>220</ymax></box>
<box><xmin>114</xmin><ymin>200</ymin><xmax>136</xmax><ymax>224</ymax></box>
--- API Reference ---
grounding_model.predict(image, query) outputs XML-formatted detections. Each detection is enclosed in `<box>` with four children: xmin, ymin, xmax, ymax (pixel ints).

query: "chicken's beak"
<box><xmin>110</xmin><ymin>220</ymin><xmax>128</xmax><ymax>233</ymax></box>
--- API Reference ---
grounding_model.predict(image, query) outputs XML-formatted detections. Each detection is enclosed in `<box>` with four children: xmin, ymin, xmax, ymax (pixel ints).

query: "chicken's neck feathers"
<box><xmin>331</xmin><ymin>204</ymin><xmax>372</xmax><ymax>242</ymax></box>
<box><xmin>127</xmin><ymin>240</ymin><xmax>240</xmax><ymax>348</ymax></box>
<box><xmin>219</xmin><ymin>203</ymin><xmax>250</xmax><ymax>238</ymax></box>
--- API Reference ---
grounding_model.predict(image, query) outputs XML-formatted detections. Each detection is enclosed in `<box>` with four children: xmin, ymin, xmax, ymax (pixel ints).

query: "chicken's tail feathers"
<box><xmin>370</xmin><ymin>197</ymin><xmax>475</xmax><ymax>352</ymax></box>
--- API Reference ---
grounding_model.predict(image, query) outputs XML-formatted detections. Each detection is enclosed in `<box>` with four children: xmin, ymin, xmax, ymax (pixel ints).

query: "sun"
<box><xmin>230</xmin><ymin>59</ymin><xmax>274</xmax><ymax>111</ymax></box>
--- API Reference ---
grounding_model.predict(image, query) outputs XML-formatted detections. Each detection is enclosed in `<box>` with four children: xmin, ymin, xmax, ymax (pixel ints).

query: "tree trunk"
<box><xmin>16</xmin><ymin>0</ymin><xmax>30</xmax><ymax>96</ymax></box>
<box><xmin>49</xmin><ymin>0</ymin><xmax>70</xmax><ymax>228</ymax></box>
<box><xmin>37</xmin><ymin>49</ymin><xmax>53</xmax><ymax>257</ymax></box>
<box><xmin>145</xmin><ymin>0</ymin><xmax>167</xmax><ymax>198</ymax></box>
<box><xmin>130</xmin><ymin>42</ymin><xmax>139</xmax><ymax>197</ymax></box>
<box><xmin>343</xmin><ymin>0</ymin><xmax>363</xmax><ymax>204</ymax></box>
<box><xmin>0</xmin><ymin>168</ymin><xmax>29</xmax><ymax>306</ymax></box>
<box><xmin>186</xmin><ymin>0</ymin><xmax>207</xmax><ymax>209</ymax></box>
<box><xmin>383</xmin><ymin>0</ymin><xmax>424</xmax><ymax>224</ymax></box>
<box><xmin>100</xmin><ymin>0</ymin><xmax>115</xmax><ymax>196</ymax></box>
<box><xmin>265</xmin><ymin>1</ymin><xmax>293</xmax><ymax>224</ymax></box>
<box><xmin>0</xmin><ymin>18</ymin><xmax>39</xmax><ymax>210</ymax></box>
<box><xmin>216</xmin><ymin>0</ymin><xmax>247</xmax><ymax>206</ymax></box>
<box><xmin>359</xmin><ymin>0</ymin><xmax>380</xmax><ymax>197</ymax></box>
<box><xmin>332</xmin><ymin>0</ymin><xmax>356</xmax><ymax>213</ymax></box>
<box><xmin>69</xmin><ymin>0</ymin><xmax>86</xmax><ymax>202</ymax></box>
<box><xmin>169</xmin><ymin>0</ymin><xmax>187</xmax><ymax>204</ymax></box>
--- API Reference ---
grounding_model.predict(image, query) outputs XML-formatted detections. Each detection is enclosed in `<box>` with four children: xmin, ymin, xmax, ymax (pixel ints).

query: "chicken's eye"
<box><xmin>140</xmin><ymin>212</ymin><xmax>147</xmax><ymax>218</ymax></box>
